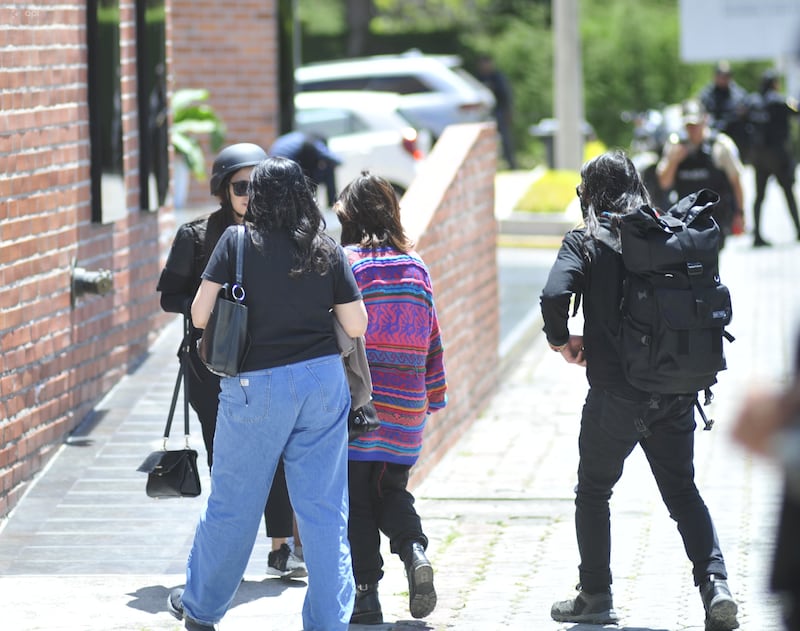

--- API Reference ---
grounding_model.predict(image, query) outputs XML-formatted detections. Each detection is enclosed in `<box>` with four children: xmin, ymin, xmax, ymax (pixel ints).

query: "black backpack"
<box><xmin>615</xmin><ymin>189</ymin><xmax>734</xmax><ymax>429</ymax></box>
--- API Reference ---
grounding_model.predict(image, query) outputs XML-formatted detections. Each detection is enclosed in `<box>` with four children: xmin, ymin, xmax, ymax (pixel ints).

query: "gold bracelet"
<box><xmin>549</xmin><ymin>342</ymin><xmax>568</xmax><ymax>352</ymax></box>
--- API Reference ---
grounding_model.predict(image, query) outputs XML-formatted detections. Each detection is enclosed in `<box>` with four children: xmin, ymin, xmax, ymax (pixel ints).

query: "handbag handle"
<box><xmin>162</xmin><ymin>313</ymin><xmax>192</xmax><ymax>450</ymax></box>
<box><xmin>231</xmin><ymin>224</ymin><xmax>245</xmax><ymax>303</ymax></box>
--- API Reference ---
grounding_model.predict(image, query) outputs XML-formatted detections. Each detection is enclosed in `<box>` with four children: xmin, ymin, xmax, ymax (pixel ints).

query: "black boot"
<box><xmin>700</xmin><ymin>574</ymin><xmax>739</xmax><ymax>630</ymax></box>
<box><xmin>402</xmin><ymin>541</ymin><xmax>437</xmax><ymax>619</ymax></box>
<box><xmin>350</xmin><ymin>583</ymin><xmax>382</xmax><ymax>625</ymax></box>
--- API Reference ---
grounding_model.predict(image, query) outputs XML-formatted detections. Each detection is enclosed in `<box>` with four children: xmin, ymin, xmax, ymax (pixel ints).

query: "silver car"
<box><xmin>296</xmin><ymin>50</ymin><xmax>495</xmax><ymax>139</ymax></box>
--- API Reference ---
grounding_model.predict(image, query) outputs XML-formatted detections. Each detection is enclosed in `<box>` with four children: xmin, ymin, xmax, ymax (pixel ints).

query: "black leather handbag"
<box><xmin>348</xmin><ymin>400</ymin><xmax>381</xmax><ymax>442</ymax></box>
<box><xmin>198</xmin><ymin>224</ymin><xmax>249</xmax><ymax>378</ymax></box>
<box><xmin>138</xmin><ymin>315</ymin><xmax>202</xmax><ymax>498</ymax></box>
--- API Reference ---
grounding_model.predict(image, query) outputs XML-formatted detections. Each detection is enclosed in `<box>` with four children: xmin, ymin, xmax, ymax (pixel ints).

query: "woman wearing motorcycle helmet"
<box><xmin>158</xmin><ymin>143</ymin><xmax>307</xmax><ymax>579</ymax></box>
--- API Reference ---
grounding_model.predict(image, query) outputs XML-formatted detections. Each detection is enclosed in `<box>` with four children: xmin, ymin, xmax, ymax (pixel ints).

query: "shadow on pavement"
<box><xmin>125</xmin><ymin>577</ymin><xmax>306</xmax><ymax>615</ymax></box>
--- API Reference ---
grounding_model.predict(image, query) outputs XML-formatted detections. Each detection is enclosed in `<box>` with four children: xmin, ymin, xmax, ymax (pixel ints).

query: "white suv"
<box><xmin>294</xmin><ymin>91</ymin><xmax>432</xmax><ymax>196</ymax></box>
<box><xmin>295</xmin><ymin>50</ymin><xmax>495</xmax><ymax>139</ymax></box>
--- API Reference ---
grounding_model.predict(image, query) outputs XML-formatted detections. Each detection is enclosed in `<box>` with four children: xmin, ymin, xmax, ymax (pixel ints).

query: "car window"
<box><xmin>295</xmin><ymin>107</ymin><xmax>368</xmax><ymax>137</ymax></box>
<box><xmin>300</xmin><ymin>77</ymin><xmax>370</xmax><ymax>92</ymax></box>
<box><xmin>363</xmin><ymin>75</ymin><xmax>431</xmax><ymax>95</ymax></box>
<box><xmin>300</xmin><ymin>74</ymin><xmax>432</xmax><ymax>96</ymax></box>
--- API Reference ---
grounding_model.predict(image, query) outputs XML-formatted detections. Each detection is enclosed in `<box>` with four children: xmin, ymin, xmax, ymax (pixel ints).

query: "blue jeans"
<box><xmin>575</xmin><ymin>388</ymin><xmax>727</xmax><ymax>593</ymax></box>
<box><xmin>181</xmin><ymin>354</ymin><xmax>355</xmax><ymax>630</ymax></box>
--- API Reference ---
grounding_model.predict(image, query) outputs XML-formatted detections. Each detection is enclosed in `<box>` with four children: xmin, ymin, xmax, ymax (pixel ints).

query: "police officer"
<box><xmin>747</xmin><ymin>70</ymin><xmax>800</xmax><ymax>247</ymax></box>
<box><xmin>699</xmin><ymin>61</ymin><xmax>751</xmax><ymax>161</ymax></box>
<box><xmin>158</xmin><ymin>143</ymin><xmax>307</xmax><ymax>579</ymax></box>
<box><xmin>656</xmin><ymin>99</ymin><xmax>745</xmax><ymax>247</ymax></box>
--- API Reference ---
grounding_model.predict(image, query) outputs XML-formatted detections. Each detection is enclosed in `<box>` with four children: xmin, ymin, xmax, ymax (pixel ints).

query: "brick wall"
<box><xmin>170</xmin><ymin>0</ymin><xmax>279</xmax><ymax>208</ymax></box>
<box><xmin>0</xmin><ymin>1</ymin><xmax>281</xmax><ymax>520</ymax></box>
<box><xmin>401</xmin><ymin>123</ymin><xmax>500</xmax><ymax>487</ymax></box>
<box><xmin>0</xmin><ymin>2</ymin><xmax>165</xmax><ymax>517</ymax></box>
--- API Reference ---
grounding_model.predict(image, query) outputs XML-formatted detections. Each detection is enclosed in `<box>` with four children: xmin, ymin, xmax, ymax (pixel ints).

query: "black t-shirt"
<box><xmin>202</xmin><ymin>226</ymin><xmax>361</xmax><ymax>371</ymax></box>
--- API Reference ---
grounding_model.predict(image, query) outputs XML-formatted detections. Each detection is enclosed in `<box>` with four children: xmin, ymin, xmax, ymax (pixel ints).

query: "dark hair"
<box><xmin>578</xmin><ymin>149</ymin><xmax>650</xmax><ymax>241</ymax></box>
<box><xmin>245</xmin><ymin>156</ymin><xmax>335</xmax><ymax>277</ymax></box>
<box><xmin>335</xmin><ymin>171</ymin><xmax>413</xmax><ymax>253</ymax></box>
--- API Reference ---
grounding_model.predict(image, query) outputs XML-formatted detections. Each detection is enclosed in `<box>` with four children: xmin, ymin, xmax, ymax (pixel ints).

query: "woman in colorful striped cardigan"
<box><xmin>335</xmin><ymin>172</ymin><xmax>448</xmax><ymax>625</ymax></box>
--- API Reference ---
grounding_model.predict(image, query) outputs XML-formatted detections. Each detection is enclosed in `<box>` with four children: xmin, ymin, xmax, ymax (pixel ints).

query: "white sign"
<box><xmin>680</xmin><ymin>0</ymin><xmax>800</xmax><ymax>62</ymax></box>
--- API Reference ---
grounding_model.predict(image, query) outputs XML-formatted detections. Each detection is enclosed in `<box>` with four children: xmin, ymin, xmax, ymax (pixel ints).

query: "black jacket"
<box><xmin>157</xmin><ymin>206</ymin><xmax>235</xmax><ymax>321</ymax></box>
<box><xmin>540</xmin><ymin>221</ymin><xmax>647</xmax><ymax>400</ymax></box>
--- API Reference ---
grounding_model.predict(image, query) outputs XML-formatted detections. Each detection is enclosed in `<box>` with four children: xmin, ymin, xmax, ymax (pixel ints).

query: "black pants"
<box><xmin>752</xmin><ymin>148</ymin><xmax>800</xmax><ymax>239</ymax></box>
<box><xmin>575</xmin><ymin>388</ymin><xmax>727</xmax><ymax>593</ymax></box>
<box><xmin>186</xmin><ymin>348</ymin><xmax>293</xmax><ymax>538</ymax></box>
<box><xmin>348</xmin><ymin>460</ymin><xmax>427</xmax><ymax>585</ymax></box>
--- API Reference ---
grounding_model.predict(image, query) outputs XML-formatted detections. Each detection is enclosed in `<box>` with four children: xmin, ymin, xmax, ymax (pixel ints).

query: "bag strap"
<box><xmin>232</xmin><ymin>224</ymin><xmax>246</xmax><ymax>303</ymax></box>
<box><xmin>162</xmin><ymin>313</ymin><xmax>192</xmax><ymax>449</ymax></box>
<box><xmin>181</xmin><ymin>312</ymin><xmax>191</xmax><ymax>444</ymax></box>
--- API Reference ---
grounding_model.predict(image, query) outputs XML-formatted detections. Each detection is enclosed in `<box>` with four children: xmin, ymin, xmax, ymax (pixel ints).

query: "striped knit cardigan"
<box><xmin>345</xmin><ymin>245</ymin><xmax>447</xmax><ymax>466</ymax></box>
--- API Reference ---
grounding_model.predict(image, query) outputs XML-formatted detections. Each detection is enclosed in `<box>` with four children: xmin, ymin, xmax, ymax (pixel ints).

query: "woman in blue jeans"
<box><xmin>168</xmin><ymin>157</ymin><xmax>368</xmax><ymax>631</ymax></box>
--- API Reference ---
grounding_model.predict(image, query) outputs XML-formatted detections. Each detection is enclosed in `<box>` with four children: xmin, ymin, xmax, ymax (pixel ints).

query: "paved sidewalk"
<box><xmin>2</xmin><ymin>156</ymin><xmax>799</xmax><ymax>631</ymax></box>
<box><xmin>1</xmin><ymin>234</ymin><xmax>797</xmax><ymax>630</ymax></box>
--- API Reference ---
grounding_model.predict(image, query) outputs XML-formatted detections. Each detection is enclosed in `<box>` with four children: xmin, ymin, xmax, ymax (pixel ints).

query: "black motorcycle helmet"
<box><xmin>209</xmin><ymin>143</ymin><xmax>267</xmax><ymax>196</ymax></box>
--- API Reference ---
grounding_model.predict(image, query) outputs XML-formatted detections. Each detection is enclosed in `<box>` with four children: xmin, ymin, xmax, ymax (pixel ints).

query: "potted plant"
<box><xmin>171</xmin><ymin>88</ymin><xmax>226</xmax><ymax>208</ymax></box>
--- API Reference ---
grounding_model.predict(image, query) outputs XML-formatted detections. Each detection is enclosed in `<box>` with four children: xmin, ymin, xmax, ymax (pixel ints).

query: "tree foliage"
<box><xmin>299</xmin><ymin>0</ymin><xmax>771</xmax><ymax>164</ymax></box>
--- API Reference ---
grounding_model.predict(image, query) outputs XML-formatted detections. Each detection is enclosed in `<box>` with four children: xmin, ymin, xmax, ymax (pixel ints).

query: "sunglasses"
<box><xmin>230</xmin><ymin>180</ymin><xmax>249</xmax><ymax>197</ymax></box>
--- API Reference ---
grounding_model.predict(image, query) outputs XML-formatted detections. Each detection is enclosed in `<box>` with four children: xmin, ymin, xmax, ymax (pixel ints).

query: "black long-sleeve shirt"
<box><xmin>540</xmin><ymin>224</ymin><xmax>648</xmax><ymax>400</ymax></box>
<box><xmin>157</xmin><ymin>206</ymin><xmax>234</xmax><ymax>329</ymax></box>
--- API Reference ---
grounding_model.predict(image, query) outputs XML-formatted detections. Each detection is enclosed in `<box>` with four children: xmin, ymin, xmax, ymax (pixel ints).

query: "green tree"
<box><xmin>298</xmin><ymin>0</ymin><xmax>769</xmax><ymax>164</ymax></box>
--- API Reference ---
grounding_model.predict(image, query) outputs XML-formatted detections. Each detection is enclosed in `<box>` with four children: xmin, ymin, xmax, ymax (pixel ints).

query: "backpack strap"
<box><xmin>695</xmin><ymin>388</ymin><xmax>715</xmax><ymax>431</ymax></box>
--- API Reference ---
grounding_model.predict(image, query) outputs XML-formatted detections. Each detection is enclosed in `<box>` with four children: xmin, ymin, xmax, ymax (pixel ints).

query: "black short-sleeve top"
<box><xmin>202</xmin><ymin>226</ymin><xmax>361</xmax><ymax>371</ymax></box>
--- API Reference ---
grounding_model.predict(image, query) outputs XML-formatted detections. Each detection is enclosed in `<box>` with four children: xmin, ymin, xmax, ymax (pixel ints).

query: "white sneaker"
<box><xmin>267</xmin><ymin>543</ymin><xmax>307</xmax><ymax>579</ymax></box>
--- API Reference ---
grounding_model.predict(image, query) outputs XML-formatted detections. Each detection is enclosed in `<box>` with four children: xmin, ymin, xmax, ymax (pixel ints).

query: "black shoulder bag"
<box><xmin>197</xmin><ymin>224</ymin><xmax>250</xmax><ymax>377</ymax></box>
<box><xmin>137</xmin><ymin>314</ymin><xmax>202</xmax><ymax>498</ymax></box>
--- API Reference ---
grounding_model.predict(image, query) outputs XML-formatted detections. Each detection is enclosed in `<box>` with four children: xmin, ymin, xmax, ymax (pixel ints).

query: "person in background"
<box><xmin>157</xmin><ymin>143</ymin><xmax>307</xmax><ymax>581</ymax></box>
<box><xmin>168</xmin><ymin>156</ymin><xmax>368</xmax><ymax>631</ymax></box>
<box><xmin>334</xmin><ymin>172</ymin><xmax>448</xmax><ymax>625</ymax></box>
<box><xmin>732</xmin><ymin>332</ymin><xmax>800</xmax><ymax>631</ymax></box>
<box><xmin>746</xmin><ymin>69</ymin><xmax>800</xmax><ymax>247</ymax></box>
<box><xmin>541</xmin><ymin>150</ymin><xmax>739</xmax><ymax>631</ymax></box>
<box><xmin>656</xmin><ymin>99</ymin><xmax>744</xmax><ymax>247</ymax></box>
<box><xmin>269</xmin><ymin>130</ymin><xmax>341</xmax><ymax>207</ymax></box>
<box><xmin>699</xmin><ymin>61</ymin><xmax>751</xmax><ymax>161</ymax></box>
<box><xmin>476</xmin><ymin>54</ymin><xmax>517</xmax><ymax>169</ymax></box>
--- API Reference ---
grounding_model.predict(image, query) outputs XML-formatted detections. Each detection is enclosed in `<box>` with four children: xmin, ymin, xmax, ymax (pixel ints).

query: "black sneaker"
<box><xmin>551</xmin><ymin>587</ymin><xmax>619</xmax><ymax>624</ymax></box>
<box><xmin>267</xmin><ymin>542</ymin><xmax>308</xmax><ymax>579</ymax></box>
<box><xmin>350</xmin><ymin>583</ymin><xmax>383</xmax><ymax>625</ymax></box>
<box><xmin>402</xmin><ymin>541</ymin><xmax>437</xmax><ymax>619</ymax></box>
<box><xmin>700</xmin><ymin>575</ymin><xmax>739</xmax><ymax>630</ymax></box>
